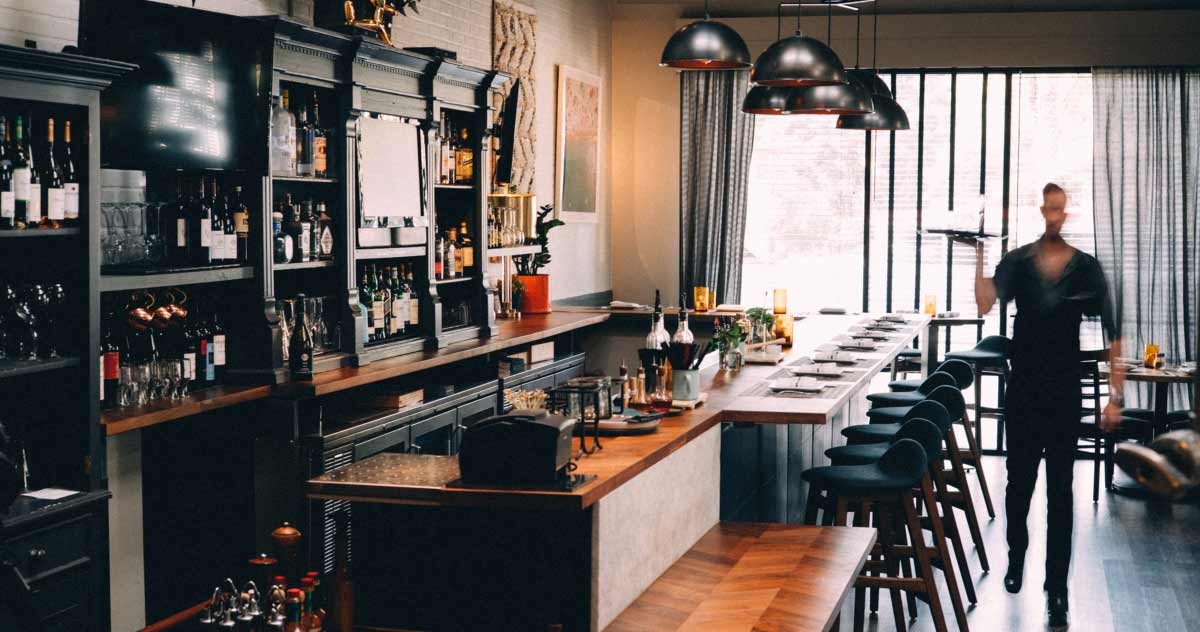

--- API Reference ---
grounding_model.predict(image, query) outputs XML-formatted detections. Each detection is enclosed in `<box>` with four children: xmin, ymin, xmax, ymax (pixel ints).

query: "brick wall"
<box><xmin>389</xmin><ymin>0</ymin><xmax>492</xmax><ymax>69</ymax></box>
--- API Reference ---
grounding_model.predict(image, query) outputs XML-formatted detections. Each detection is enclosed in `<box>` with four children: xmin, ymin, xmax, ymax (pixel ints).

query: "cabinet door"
<box><xmin>354</xmin><ymin>424</ymin><xmax>411</xmax><ymax>461</ymax></box>
<box><xmin>453</xmin><ymin>395</ymin><xmax>497</xmax><ymax>454</ymax></box>
<box><xmin>409</xmin><ymin>410</ymin><xmax>456</xmax><ymax>456</ymax></box>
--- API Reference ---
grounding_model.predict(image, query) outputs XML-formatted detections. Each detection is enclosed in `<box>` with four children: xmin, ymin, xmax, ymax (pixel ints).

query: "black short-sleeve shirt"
<box><xmin>993</xmin><ymin>242</ymin><xmax>1119</xmax><ymax>379</ymax></box>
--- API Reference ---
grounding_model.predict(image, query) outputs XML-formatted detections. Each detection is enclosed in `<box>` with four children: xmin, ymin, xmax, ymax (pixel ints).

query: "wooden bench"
<box><xmin>604</xmin><ymin>523</ymin><xmax>876</xmax><ymax>632</ymax></box>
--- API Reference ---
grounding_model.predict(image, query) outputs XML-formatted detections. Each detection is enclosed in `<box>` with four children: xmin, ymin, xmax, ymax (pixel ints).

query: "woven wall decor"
<box><xmin>492</xmin><ymin>0</ymin><xmax>537</xmax><ymax>193</ymax></box>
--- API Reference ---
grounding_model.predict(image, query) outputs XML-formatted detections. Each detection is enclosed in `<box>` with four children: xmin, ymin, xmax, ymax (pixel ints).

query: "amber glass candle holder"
<box><xmin>693</xmin><ymin>286</ymin><xmax>711</xmax><ymax>312</ymax></box>
<box><xmin>773</xmin><ymin>288</ymin><xmax>788</xmax><ymax>315</ymax></box>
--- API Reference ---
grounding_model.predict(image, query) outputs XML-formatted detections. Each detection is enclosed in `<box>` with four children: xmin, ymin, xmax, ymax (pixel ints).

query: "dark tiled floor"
<box><xmin>843</xmin><ymin>452</ymin><xmax>1200</xmax><ymax>631</ymax></box>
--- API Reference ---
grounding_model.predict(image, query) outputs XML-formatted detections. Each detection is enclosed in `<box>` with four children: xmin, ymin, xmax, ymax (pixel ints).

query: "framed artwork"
<box><xmin>555</xmin><ymin>65</ymin><xmax>601</xmax><ymax>222</ymax></box>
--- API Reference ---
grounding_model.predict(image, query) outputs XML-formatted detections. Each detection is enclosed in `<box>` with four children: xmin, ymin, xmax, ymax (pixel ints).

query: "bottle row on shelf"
<box><xmin>272</xmin><ymin>194</ymin><xmax>335</xmax><ymax>265</ymax></box>
<box><xmin>358</xmin><ymin>263</ymin><xmax>420</xmax><ymax>345</ymax></box>
<box><xmin>437</xmin><ymin>112</ymin><xmax>474</xmax><ymax>186</ymax></box>
<box><xmin>434</xmin><ymin>221</ymin><xmax>475</xmax><ymax>280</ymax></box>
<box><xmin>271</xmin><ymin>87</ymin><xmax>331</xmax><ymax>180</ymax></box>
<box><xmin>0</xmin><ymin>114</ymin><xmax>80</xmax><ymax>230</ymax></box>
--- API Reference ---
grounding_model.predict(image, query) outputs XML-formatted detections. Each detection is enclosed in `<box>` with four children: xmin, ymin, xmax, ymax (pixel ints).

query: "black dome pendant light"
<box><xmin>838</xmin><ymin>1</ymin><xmax>910</xmax><ymax>129</ymax></box>
<box><xmin>751</xmin><ymin>1</ymin><xmax>847</xmax><ymax>87</ymax></box>
<box><xmin>786</xmin><ymin>2</ymin><xmax>872</xmax><ymax>115</ymax></box>
<box><xmin>661</xmin><ymin>0</ymin><xmax>752</xmax><ymax>70</ymax></box>
<box><xmin>742</xmin><ymin>85</ymin><xmax>795</xmax><ymax>115</ymax></box>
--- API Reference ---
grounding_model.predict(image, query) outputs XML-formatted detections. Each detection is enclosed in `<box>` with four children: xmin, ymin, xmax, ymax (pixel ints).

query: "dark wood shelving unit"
<box><xmin>0</xmin><ymin>356</ymin><xmax>81</xmax><ymax>380</ymax></box>
<box><xmin>274</xmin><ymin>259</ymin><xmax>336</xmax><ymax>271</ymax></box>
<box><xmin>101</xmin><ymin>384</ymin><xmax>273</xmax><ymax>436</ymax></box>
<box><xmin>100</xmin><ymin>265</ymin><xmax>256</xmax><ymax>292</ymax></box>
<box><xmin>0</xmin><ymin>227</ymin><xmax>82</xmax><ymax>237</ymax></box>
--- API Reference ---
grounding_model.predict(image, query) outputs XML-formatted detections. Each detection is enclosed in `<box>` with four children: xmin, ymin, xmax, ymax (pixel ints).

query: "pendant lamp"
<box><xmin>786</xmin><ymin>2</ymin><xmax>871</xmax><ymax>114</ymax></box>
<box><xmin>837</xmin><ymin>2</ymin><xmax>910</xmax><ymax>130</ymax></box>
<box><xmin>750</xmin><ymin>2</ymin><xmax>847</xmax><ymax>87</ymax></box>
<box><xmin>660</xmin><ymin>0</ymin><xmax>752</xmax><ymax>70</ymax></box>
<box><xmin>742</xmin><ymin>85</ymin><xmax>794</xmax><ymax>115</ymax></box>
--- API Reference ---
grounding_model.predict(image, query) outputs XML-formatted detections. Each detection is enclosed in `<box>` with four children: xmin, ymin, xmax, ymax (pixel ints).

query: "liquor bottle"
<box><xmin>440</xmin><ymin>114</ymin><xmax>453</xmax><ymax>184</ymax></box>
<box><xmin>299</xmin><ymin>200</ymin><xmax>313</xmax><ymax>262</ymax></box>
<box><xmin>211</xmin><ymin>311</ymin><xmax>227</xmax><ymax>384</ymax></box>
<box><xmin>455</xmin><ymin>127</ymin><xmax>473</xmax><ymax>184</ymax></box>
<box><xmin>300</xmin><ymin>576</ymin><xmax>321</xmax><ymax>631</ymax></box>
<box><xmin>284</xmin><ymin>588</ymin><xmax>304</xmax><ymax>632</ymax></box>
<box><xmin>371</xmin><ymin>265</ymin><xmax>388</xmax><ymax>342</ymax></box>
<box><xmin>272</xmin><ymin>209</ymin><xmax>291</xmax><ymax>264</ymax></box>
<box><xmin>445</xmin><ymin>228</ymin><xmax>459</xmax><ymax>278</ymax></box>
<box><xmin>406</xmin><ymin>265</ymin><xmax>420</xmax><ymax>328</ymax></box>
<box><xmin>100</xmin><ymin>319</ymin><xmax>121</xmax><ymax>410</ymax></box>
<box><xmin>272</xmin><ymin>91</ymin><xmax>297</xmax><ymax>176</ymax></box>
<box><xmin>331</xmin><ymin>515</ymin><xmax>354</xmax><ymax>632</ymax></box>
<box><xmin>290</xmin><ymin>293</ymin><xmax>314</xmax><ymax>380</ymax></box>
<box><xmin>433</xmin><ymin>234</ymin><xmax>444</xmax><ymax>280</ymax></box>
<box><xmin>0</xmin><ymin>117</ymin><xmax>11</xmax><ymax>230</ymax></box>
<box><xmin>313</xmin><ymin>95</ymin><xmax>328</xmax><ymax>179</ymax></box>
<box><xmin>358</xmin><ymin>271</ymin><xmax>374</xmax><ymax>344</ymax></box>
<box><xmin>458</xmin><ymin>220</ymin><xmax>474</xmax><ymax>270</ymax></box>
<box><xmin>182</xmin><ymin>308</ymin><xmax>199</xmax><ymax>390</ymax></box>
<box><xmin>645</xmin><ymin>289</ymin><xmax>669</xmax><ymax>350</ymax></box>
<box><xmin>61</xmin><ymin>120</ymin><xmax>79</xmax><ymax>226</ymax></box>
<box><xmin>390</xmin><ymin>266</ymin><xmax>406</xmax><ymax>337</ymax></box>
<box><xmin>197</xmin><ymin>311</ymin><xmax>214</xmax><ymax>387</ymax></box>
<box><xmin>296</xmin><ymin>97</ymin><xmax>316</xmax><ymax>178</ymax></box>
<box><xmin>13</xmin><ymin>116</ymin><xmax>39</xmax><ymax>229</ymax></box>
<box><xmin>208</xmin><ymin>178</ymin><xmax>224</xmax><ymax>263</ymax></box>
<box><xmin>284</xmin><ymin>195</ymin><xmax>304</xmax><ymax>263</ymax></box>
<box><xmin>41</xmin><ymin>118</ymin><xmax>64</xmax><ymax>229</ymax></box>
<box><xmin>231</xmin><ymin>186</ymin><xmax>250</xmax><ymax>263</ymax></box>
<box><xmin>189</xmin><ymin>178</ymin><xmax>212</xmax><ymax>265</ymax></box>
<box><xmin>315</xmin><ymin>202</ymin><xmax>333</xmax><ymax>260</ymax></box>
<box><xmin>307</xmin><ymin>201</ymin><xmax>320</xmax><ymax>262</ymax></box>
<box><xmin>672</xmin><ymin>293</ymin><xmax>694</xmax><ymax>344</ymax></box>
<box><xmin>166</xmin><ymin>178</ymin><xmax>189</xmax><ymax>266</ymax></box>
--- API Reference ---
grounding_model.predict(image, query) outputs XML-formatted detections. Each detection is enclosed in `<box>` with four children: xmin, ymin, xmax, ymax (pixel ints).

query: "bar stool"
<box><xmin>827</xmin><ymin>413</ymin><xmax>978</xmax><ymax>607</ymax></box>
<box><xmin>843</xmin><ymin>400</ymin><xmax>949</xmax><ymax>446</ymax></box>
<box><xmin>888</xmin><ymin>358</ymin><xmax>975</xmax><ymax>393</ymax></box>
<box><xmin>945</xmin><ymin>335</ymin><xmax>1011</xmax><ymax>453</ymax></box>
<box><xmin>803</xmin><ymin>435</ymin><xmax>966</xmax><ymax>632</ymax></box>
<box><xmin>867</xmin><ymin>371</ymin><xmax>956</xmax><ymax>409</ymax></box>
<box><xmin>854</xmin><ymin>385</ymin><xmax>992</xmax><ymax>572</ymax></box>
<box><xmin>890</xmin><ymin>348</ymin><xmax>923</xmax><ymax>381</ymax></box>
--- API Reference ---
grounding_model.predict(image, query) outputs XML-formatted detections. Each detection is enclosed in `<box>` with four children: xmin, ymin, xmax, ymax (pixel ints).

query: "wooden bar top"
<box><xmin>605</xmin><ymin>523</ymin><xmax>876</xmax><ymax>632</ymax></box>
<box><xmin>276</xmin><ymin>311</ymin><xmax>611</xmax><ymax>398</ymax></box>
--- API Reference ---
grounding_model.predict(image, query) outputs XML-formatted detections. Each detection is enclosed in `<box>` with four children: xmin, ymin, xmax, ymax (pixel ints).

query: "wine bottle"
<box><xmin>289</xmin><ymin>293</ymin><xmax>314</xmax><ymax>380</ymax></box>
<box><xmin>371</xmin><ymin>265</ymin><xmax>388</xmax><ymax>342</ymax></box>
<box><xmin>406</xmin><ymin>265</ymin><xmax>420</xmax><ymax>327</ymax></box>
<box><xmin>211</xmin><ymin>311</ymin><xmax>227</xmax><ymax>384</ymax></box>
<box><xmin>0</xmin><ymin>116</ymin><xmax>12</xmax><ymax>230</ymax></box>
<box><xmin>232</xmin><ymin>186</ymin><xmax>250</xmax><ymax>263</ymax></box>
<box><xmin>208</xmin><ymin>178</ymin><xmax>224</xmax><ymax>263</ymax></box>
<box><xmin>100</xmin><ymin>318</ymin><xmax>121</xmax><ymax>410</ymax></box>
<box><xmin>166</xmin><ymin>177</ymin><xmax>188</xmax><ymax>266</ymax></box>
<box><xmin>61</xmin><ymin>120</ymin><xmax>79</xmax><ymax>226</ymax></box>
<box><xmin>42</xmin><ymin>118</ymin><xmax>63</xmax><ymax>229</ymax></box>
<box><xmin>13</xmin><ymin>116</ymin><xmax>39</xmax><ymax>229</ymax></box>
<box><xmin>359</xmin><ymin>272</ymin><xmax>373</xmax><ymax>344</ymax></box>
<box><xmin>189</xmin><ymin>178</ymin><xmax>212</xmax><ymax>265</ymax></box>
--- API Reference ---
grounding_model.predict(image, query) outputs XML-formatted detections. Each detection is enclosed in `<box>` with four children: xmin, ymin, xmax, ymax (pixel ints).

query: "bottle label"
<box><xmin>46</xmin><ymin>187</ymin><xmax>65</xmax><ymax>220</ymax></box>
<box><xmin>13</xmin><ymin>167</ymin><xmax>30</xmax><ymax>201</ymax></box>
<box><xmin>314</xmin><ymin>138</ymin><xmax>327</xmax><ymax>175</ymax></box>
<box><xmin>177</xmin><ymin>218</ymin><xmax>187</xmax><ymax>247</ymax></box>
<box><xmin>103</xmin><ymin>351</ymin><xmax>120</xmax><ymax>378</ymax></box>
<box><xmin>64</xmin><ymin>183</ymin><xmax>79</xmax><ymax>219</ymax></box>
<box><xmin>0</xmin><ymin>192</ymin><xmax>13</xmax><ymax>219</ymax></box>
<box><xmin>201</xmin><ymin>223</ymin><xmax>211</xmax><ymax>247</ymax></box>
<box><xmin>283</xmin><ymin>235</ymin><xmax>294</xmax><ymax>262</ymax></box>
<box><xmin>319</xmin><ymin>226</ymin><xmax>333</xmax><ymax>256</ymax></box>
<box><xmin>198</xmin><ymin>339</ymin><xmax>208</xmax><ymax>380</ymax></box>
<box><xmin>183</xmin><ymin>352</ymin><xmax>196</xmax><ymax>380</ymax></box>
<box><xmin>214</xmin><ymin>334</ymin><xmax>226</xmax><ymax>366</ymax></box>
<box><xmin>206</xmin><ymin>339</ymin><xmax>216</xmax><ymax>381</ymax></box>
<box><xmin>462</xmin><ymin>246</ymin><xmax>474</xmax><ymax>268</ymax></box>
<box><xmin>99</xmin><ymin>356</ymin><xmax>105</xmax><ymax>399</ymax></box>
<box><xmin>234</xmin><ymin>211</ymin><xmax>249</xmax><ymax>235</ymax></box>
<box><xmin>372</xmin><ymin>302</ymin><xmax>384</xmax><ymax>333</ymax></box>
<box><xmin>228</xmin><ymin>234</ymin><xmax>238</xmax><ymax>262</ymax></box>
<box><xmin>300</xmin><ymin>223</ymin><xmax>311</xmax><ymax>260</ymax></box>
<box><xmin>27</xmin><ymin>183</ymin><xmax>40</xmax><ymax>218</ymax></box>
<box><xmin>410</xmin><ymin>293</ymin><xmax>419</xmax><ymax>325</ymax></box>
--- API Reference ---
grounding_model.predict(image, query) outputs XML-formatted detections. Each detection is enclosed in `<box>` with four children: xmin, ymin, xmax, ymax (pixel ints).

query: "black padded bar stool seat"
<box><xmin>844</xmin><ymin>400</ymin><xmax>951</xmax><ymax>445</ymax></box>
<box><xmin>889</xmin><ymin>359</ymin><xmax>975</xmax><ymax>393</ymax></box>
<box><xmin>867</xmin><ymin>372</ymin><xmax>956</xmax><ymax>407</ymax></box>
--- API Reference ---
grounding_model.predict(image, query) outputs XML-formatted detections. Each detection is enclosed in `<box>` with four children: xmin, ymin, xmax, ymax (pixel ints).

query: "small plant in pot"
<box><xmin>512</xmin><ymin>203</ymin><xmax>563</xmax><ymax>314</ymax></box>
<box><xmin>510</xmin><ymin>277</ymin><xmax>525</xmax><ymax>313</ymax></box>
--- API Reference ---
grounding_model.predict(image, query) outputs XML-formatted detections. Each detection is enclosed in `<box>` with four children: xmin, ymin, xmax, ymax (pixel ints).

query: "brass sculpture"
<box><xmin>343</xmin><ymin>0</ymin><xmax>416</xmax><ymax>47</ymax></box>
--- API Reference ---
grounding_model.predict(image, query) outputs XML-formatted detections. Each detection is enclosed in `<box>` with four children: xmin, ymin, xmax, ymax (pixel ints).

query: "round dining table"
<box><xmin>1098</xmin><ymin>363</ymin><xmax>1196</xmax><ymax>496</ymax></box>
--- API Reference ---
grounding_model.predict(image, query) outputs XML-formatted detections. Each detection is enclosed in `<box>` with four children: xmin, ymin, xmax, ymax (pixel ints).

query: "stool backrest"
<box><xmin>918</xmin><ymin>371</ymin><xmax>957</xmax><ymax>395</ymax></box>
<box><xmin>924</xmin><ymin>385</ymin><xmax>966</xmax><ymax>423</ymax></box>
<box><xmin>976</xmin><ymin>335</ymin><xmax>1011</xmax><ymax>355</ymax></box>
<box><xmin>935</xmin><ymin>358</ymin><xmax>975</xmax><ymax>390</ymax></box>
<box><xmin>903</xmin><ymin>400</ymin><xmax>952</xmax><ymax>435</ymax></box>
<box><xmin>878</xmin><ymin>438</ymin><xmax>929</xmax><ymax>486</ymax></box>
<box><xmin>893</xmin><ymin>418</ymin><xmax>944</xmax><ymax>463</ymax></box>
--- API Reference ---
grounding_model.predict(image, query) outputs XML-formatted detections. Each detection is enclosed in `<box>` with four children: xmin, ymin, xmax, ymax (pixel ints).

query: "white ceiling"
<box><xmin>615</xmin><ymin>0</ymin><xmax>1200</xmax><ymax>18</ymax></box>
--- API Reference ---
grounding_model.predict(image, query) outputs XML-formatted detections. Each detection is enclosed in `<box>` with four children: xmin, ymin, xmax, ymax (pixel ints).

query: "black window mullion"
<box><xmin>978</xmin><ymin>72</ymin><xmax>988</xmax><ymax>343</ymax></box>
<box><xmin>863</xmin><ymin>130</ymin><xmax>872</xmax><ymax>313</ymax></box>
<box><xmin>1000</xmin><ymin>72</ymin><xmax>1014</xmax><ymax>337</ymax></box>
<box><xmin>886</xmin><ymin>73</ymin><xmax>897</xmax><ymax>313</ymax></box>
<box><xmin>915</xmin><ymin>73</ymin><xmax>926</xmax><ymax>311</ymax></box>
<box><xmin>945</xmin><ymin>71</ymin><xmax>957</xmax><ymax>353</ymax></box>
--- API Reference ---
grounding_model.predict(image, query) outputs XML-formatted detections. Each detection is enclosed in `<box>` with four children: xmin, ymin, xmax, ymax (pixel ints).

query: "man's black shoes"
<box><xmin>1048</xmin><ymin>591</ymin><xmax>1069</xmax><ymax>629</ymax></box>
<box><xmin>1004</xmin><ymin>552</ymin><xmax>1025</xmax><ymax>593</ymax></box>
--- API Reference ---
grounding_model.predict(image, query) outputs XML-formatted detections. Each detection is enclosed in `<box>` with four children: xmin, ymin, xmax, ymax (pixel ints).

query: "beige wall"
<box><xmin>608</xmin><ymin>7</ymin><xmax>1200</xmax><ymax>305</ymax></box>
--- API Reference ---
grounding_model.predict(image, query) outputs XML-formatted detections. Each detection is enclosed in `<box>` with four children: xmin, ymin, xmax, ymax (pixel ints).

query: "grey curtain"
<box><xmin>679</xmin><ymin>71</ymin><xmax>755</xmax><ymax>305</ymax></box>
<box><xmin>1093</xmin><ymin>67</ymin><xmax>1200</xmax><ymax>411</ymax></box>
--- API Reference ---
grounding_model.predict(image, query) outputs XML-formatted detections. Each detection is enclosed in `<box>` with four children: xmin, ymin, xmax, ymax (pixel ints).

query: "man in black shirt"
<box><xmin>968</xmin><ymin>183</ymin><xmax>1126</xmax><ymax>629</ymax></box>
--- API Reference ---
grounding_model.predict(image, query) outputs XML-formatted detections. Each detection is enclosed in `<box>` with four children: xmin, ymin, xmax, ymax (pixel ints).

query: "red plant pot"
<box><xmin>515</xmin><ymin>274</ymin><xmax>551</xmax><ymax>314</ymax></box>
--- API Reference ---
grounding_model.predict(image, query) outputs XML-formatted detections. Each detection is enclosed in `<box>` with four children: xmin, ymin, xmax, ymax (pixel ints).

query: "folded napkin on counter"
<box><xmin>608</xmin><ymin>300</ymin><xmax>648</xmax><ymax>309</ymax></box>
<box><xmin>819</xmin><ymin>307</ymin><xmax>848</xmax><ymax>314</ymax></box>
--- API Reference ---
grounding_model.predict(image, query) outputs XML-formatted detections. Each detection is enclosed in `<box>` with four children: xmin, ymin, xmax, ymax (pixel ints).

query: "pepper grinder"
<box><xmin>271</xmin><ymin>522</ymin><xmax>302</xmax><ymax>585</ymax></box>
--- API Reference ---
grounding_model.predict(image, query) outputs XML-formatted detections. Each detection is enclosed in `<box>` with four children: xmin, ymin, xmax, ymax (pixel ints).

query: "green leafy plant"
<box><xmin>513</xmin><ymin>204</ymin><xmax>564</xmax><ymax>276</ymax></box>
<box><xmin>511</xmin><ymin>277</ymin><xmax>525</xmax><ymax>311</ymax></box>
<box><xmin>745</xmin><ymin>307</ymin><xmax>775</xmax><ymax>329</ymax></box>
<box><xmin>713</xmin><ymin>317</ymin><xmax>747</xmax><ymax>352</ymax></box>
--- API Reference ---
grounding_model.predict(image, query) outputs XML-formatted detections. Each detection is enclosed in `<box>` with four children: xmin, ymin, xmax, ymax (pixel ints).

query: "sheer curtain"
<box><xmin>679</xmin><ymin>71</ymin><xmax>755</xmax><ymax>305</ymax></box>
<box><xmin>1093</xmin><ymin>67</ymin><xmax>1199</xmax><ymax>411</ymax></box>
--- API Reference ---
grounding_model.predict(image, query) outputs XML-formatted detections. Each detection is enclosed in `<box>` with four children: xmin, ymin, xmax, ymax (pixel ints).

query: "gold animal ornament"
<box><xmin>343</xmin><ymin>0</ymin><xmax>420</xmax><ymax>47</ymax></box>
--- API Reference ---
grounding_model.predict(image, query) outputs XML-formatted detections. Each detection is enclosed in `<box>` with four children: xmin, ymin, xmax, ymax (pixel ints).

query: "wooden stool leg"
<box><xmin>853</xmin><ymin>501</ymin><xmax>869</xmax><ymax>632</ymax></box>
<box><xmin>902</xmin><ymin>489</ymin><xmax>949</xmax><ymax>632</ymax></box>
<box><xmin>946</xmin><ymin>432</ymin><xmax>991</xmax><ymax>572</ymax></box>
<box><xmin>934</xmin><ymin>463</ymin><xmax>976</xmax><ymax>604</ymax></box>
<box><xmin>893</xmin><ymin>504</ymin><xmax>918</xmax><ymax>619</ymax></box>
<box><xmin>876</xmin><ymin>503</ymin><xmax>908</xmax><ymax>632</ymax></box>
<box><xmin>973</xmin><ymin>366</ymin><xmax>984</xmax><ymax>448</ymax></box>
<box><xmin>960</xmin><ymin>407</ymin><xmax>996</xmax><ymax>519</ymax></box>
<box><xmin>921</xmin><ymin>476</ymin><xmax>970</xmax><ymax>632</ymax></box>
<box><xmin>867</xmin><ymin>506</ymin><xmax>880</xmax><ymax>615</ymax></box>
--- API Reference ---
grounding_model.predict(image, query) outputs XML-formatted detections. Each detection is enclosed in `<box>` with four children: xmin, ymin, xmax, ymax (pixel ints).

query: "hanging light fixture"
<box><xmin>786</xmin><ymin>1</ymin><xmax>871</xmax><ymax>114</ymax></box>
<box><xmin>660</xmin><ymin>0</ymin><xmax>752</xmax><ymax>70</ymax></box>
<box><xmin>742</xmin><ymin>85</ymin><xmax>795</xmax><ymax>115</ymax></box>
<box><xmin>750</xmin><ymin>1</ymin><xmax>847</xmax><ymax>87</ymax></box>
<box><xmin>837</xmin><ymin>1</ymin><xmax>910</xmax><ymax>129</ymax></box>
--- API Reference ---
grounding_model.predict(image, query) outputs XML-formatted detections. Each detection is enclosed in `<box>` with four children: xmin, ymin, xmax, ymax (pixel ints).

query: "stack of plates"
<box><xmin>768</xmin><ymin>378</ymin><xmax>827</xmax><ymax>393</ymax></box>
<box><xmin>787</xmin><ymin>364</ymin><xmax>845</xmax><ymax>377</ymax></box>
<box><xmin>838</xmin><ymin>340</ymin><xmax>878</xmax><ymax>352</ymax></box>
<box><xmin>813</xmin><ymin>351</ymin><xmax>858</xmax><ymax>364</ymax></box>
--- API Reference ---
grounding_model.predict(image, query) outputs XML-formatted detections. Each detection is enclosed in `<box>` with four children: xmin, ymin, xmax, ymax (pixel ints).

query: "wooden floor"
<box><xmin>846</xmin><ymin>454</ymin><xmax>1200</xmax><ymax>632</ymax></box>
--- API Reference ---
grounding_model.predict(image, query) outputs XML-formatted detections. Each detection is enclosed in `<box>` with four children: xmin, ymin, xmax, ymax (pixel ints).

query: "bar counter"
<box><xmin>306</xmin><ymin>314</ymin><xmax>929</xmax><ymax>631</ymax></box>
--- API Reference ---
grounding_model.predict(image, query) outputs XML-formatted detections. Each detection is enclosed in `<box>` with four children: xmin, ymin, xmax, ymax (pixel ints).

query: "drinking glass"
<box><xmin>313</xmin><ymin>297</ymin><xmax>331</xmax><ymax>352</ymax></box>
<box><xmin>131</xmin><ymin>363</ymin><xmax>152</xmax><ymax>406</ymax></box>
<box><xmin>120</xmin><ymin>364</ymin><xmax>141</xmax><ymax>407</ymax></box>
<box><xmin>159</xmin><ymin>360</ymin><xmax>182</xmax><ymax>400</ymax></box>
<box><xmin>693</xmin><ymin>286</ymin><xmax>711</xmax><ymax>312</ymax></box>
<box><xmin>175</xmin><ymin>358</ymin><xmax>191</xmax><ymax>399</ymax></box>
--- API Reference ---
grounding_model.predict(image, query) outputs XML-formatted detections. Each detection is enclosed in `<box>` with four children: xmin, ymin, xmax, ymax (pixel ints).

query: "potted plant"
<box><xmin>744</xmin><ymin>307</ymin><xmax>775</xmax><ymax>346</ymax></box>
<box><xmin>510</xmin><ymin>277</ymin><xmax>525</xmax><ymax>313</ymax></box>
<box><xmin>714</xmin><ymin>317</ymin><xmax>747</xmax><ymax>371</ymax></box>
<box><xmin>512</xmin><ymin>204</ymin><xmax>563</xmax><ymax>314</ymax></box>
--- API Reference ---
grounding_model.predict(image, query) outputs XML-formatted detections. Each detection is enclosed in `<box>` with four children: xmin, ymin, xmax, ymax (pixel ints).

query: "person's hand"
<box><xmin>1100</xmin><ymin>400</ymin><xmax>1123</xmax><ymax>433</ymax></box>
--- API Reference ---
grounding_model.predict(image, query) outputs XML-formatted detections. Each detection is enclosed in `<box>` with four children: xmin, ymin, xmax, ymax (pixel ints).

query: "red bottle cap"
<box><xmin>287</xmin><ymin>588</ymin><xmax>302</xmax><ymax>598</ymax></box>
<box><xmin>305</xmin><ymin>571</ymin><xmax>319</xmax><ymax>579</ymax></box>
<box><xmin>273</xmin><ymin>575</ymin><xmax>287</xmax><ymax>586</ymax></box>
<box><xmin>300</xmin><ymin>577</ymin><xmax>313</xmax><ymax>587</ymax></box>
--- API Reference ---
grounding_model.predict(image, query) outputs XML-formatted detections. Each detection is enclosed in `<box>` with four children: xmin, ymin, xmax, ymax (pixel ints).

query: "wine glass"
<box><xmin>159</xmin><ymin>360</ymin><xmax>182</xmax><ymax>401</ymax></box>
<box><xmin>277</xmin><ymin>299</ymin><xmax>294</xmax><ymax>361</ymax></box>
<box><xmin>120</xmin><ymin>364</ymin><xmax>138</xmax><ymax>407</ymax></box>
<box><xmin>313</xmin><ymin>297</ymin><xmax>331</xmax><ymax>352</ymax></box>
<box><xmin>131</xmin><ymin>363</ymin><xmax>151</xmax><ymax>406</ymax></box>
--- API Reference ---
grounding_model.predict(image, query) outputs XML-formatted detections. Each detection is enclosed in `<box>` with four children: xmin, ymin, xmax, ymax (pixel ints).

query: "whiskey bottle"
<box><xmin>313</xmin><ymin>95</ymin><xmax>328</xmax><ymax>179</ymax></box>
<box><xmin>296</xmin><ymin>97</ymin><xmax>316</xmax><ymax>178</ymax></box>
<box><xmin>434</xmin><ymin>235</ymin><xmax>445</xmax><ymax>280</ymax></box>
<box><xmin>445</xmin><ymin>229</ymin><xmax>459</xmax><ymax>278</ymax></box>
<box><xmin>289</xmin><ymin>293</ymin><xmax>314</xmax><ymax>380</ymax></box>
<box><xmin>272</xmin><ymin>90</ymin><xmax>297</xmax><ymax>176</ymax></box>
<box><xmin>458</xmin><ymin>220</ymin><xmax>474</xmax><ymax>270</ymax></box>
<box><xmin>455</xmin><ymin>127</ymin><xmax>473</xmax><ymax>184</ymax></box>
<box><xmin>406</xmin><ymin>265</ymin><xmax>420</xmax><ymax>328</ymax></box>
<box><xmin>272</xmin><ymin>209</ymin><xmax>292</xmax><ymax>264</ymax></box>
<box><xmin>42</xmin><ymin>118</ymin><xmax>64</xmax><ymax>229</ymax></box>
<box><xmin>315</xmin><ymin>202</ymin><xmax>333</xmax><ymax>260</ymax></box>
<box><xmin>61</xmin><ymin>120</ymin><xmax>79</xmax><ymax>226</ymax></box>
<box><xmin>231</xmin><ymin>186</ymin><xmax>250</xmax><ymax>263</ymax></box>
<box><xmin>359</xmin><ymin>272</ymin><xmax>374</xmax><ymax>344</ymax></box>
<box><xmin>13</xmin><ymin>116</ymin><xmax>39</xmax><ymax>229</ymax></box>
<box><xmin>0</xmin><ymin>116</ymin><xmax>11</xmax><ymax>230</ymax></box>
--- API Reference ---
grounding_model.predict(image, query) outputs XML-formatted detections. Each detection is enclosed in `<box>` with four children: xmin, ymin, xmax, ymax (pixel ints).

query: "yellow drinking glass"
<box><xmin>693</xmin><ymin>286</ymin><xmax>711</xmax><ymax>312</ymax></box>
<box><xmin>773</xmin><ymin>288</ymin><xmax>788</xmax><ymax>315</ymax></box>
<box><xmin>923</xmin><ymin>293</ymin><xmax>938</xmax><ymax>316</ymax></box>
<box><xmin>1144</xmin><ymin>343</ymin><xmax>1160</xmax><ymax>369</ymax></box>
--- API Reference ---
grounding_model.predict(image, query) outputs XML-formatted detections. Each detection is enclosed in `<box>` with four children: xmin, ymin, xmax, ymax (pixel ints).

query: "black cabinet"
<box><xmin>409</xmin><ymin>410</ymin><xmax>456</xmax><ymax>456</ymax></box>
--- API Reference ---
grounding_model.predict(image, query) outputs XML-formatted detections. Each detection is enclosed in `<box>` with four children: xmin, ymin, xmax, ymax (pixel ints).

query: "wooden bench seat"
<box><xmin>604</xmin><ymin>523</ymin><xmax>876</xmax><ymax>632</ymax></box>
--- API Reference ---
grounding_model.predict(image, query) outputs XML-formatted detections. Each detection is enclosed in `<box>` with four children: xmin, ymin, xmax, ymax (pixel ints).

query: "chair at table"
<box><xmin>866</xmin><ymin>371</ymin><xmax>957</xmax><ymax>408</ymax></box>
<box><xmin>888</xmin><ymin>358</ymin><xmax>975</xmax><ymax>393</ymax></box>
<box><xmin>945</xmin><ymin>335</ymin><xmax>1011</xmax><ymax>453</ymax></box>
<box><xmin>1077</xmin><ymin>354</ymin><xmax>1155</xmax><ymax>499</ymax></box>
